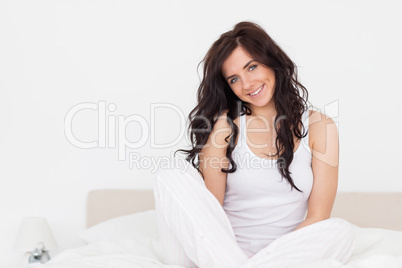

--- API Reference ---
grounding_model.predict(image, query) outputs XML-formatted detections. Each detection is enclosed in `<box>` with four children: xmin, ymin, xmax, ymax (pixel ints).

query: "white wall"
<box><xmin>1</xmin><ymin>0</ymin><xmax>401</xmax><ymax>265</ymax></box>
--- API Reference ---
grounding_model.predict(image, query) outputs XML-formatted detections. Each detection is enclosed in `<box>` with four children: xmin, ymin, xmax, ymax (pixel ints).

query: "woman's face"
<box><xmin>222</xmin><ymin>46</ymin><xmax>276</xmax><ymax>112</ymax></box>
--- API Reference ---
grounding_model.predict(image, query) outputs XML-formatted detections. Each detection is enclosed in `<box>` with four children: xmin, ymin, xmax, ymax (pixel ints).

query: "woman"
<box><xmin>154</xmin><ymin>21</ymin><xmax>356</xmax><ymax>268</ymax></box>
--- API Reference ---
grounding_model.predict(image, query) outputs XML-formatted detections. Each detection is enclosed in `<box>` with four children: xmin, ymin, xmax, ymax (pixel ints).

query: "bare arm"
<box><xmin>294</xmin><ymin>111</ymin><xmax>339</xmax><ymax>230</ymax></box>
<box><xmin>198</xmin><ymin>113</ymin><xmax>233</xmax><ymax>206</ymax></box>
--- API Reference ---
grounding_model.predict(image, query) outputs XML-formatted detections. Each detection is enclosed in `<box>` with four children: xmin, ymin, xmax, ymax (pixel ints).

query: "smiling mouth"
<box><xmin>249</xmin><ymin>85</ymin><xmax>264</xmax><ymax>96</ymax></box>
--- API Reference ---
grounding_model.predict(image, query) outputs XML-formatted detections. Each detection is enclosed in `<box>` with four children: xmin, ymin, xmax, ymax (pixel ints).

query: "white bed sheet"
<box><xmin>42</xmin><ymin>225</ymin><xmax>402</xmax><ymax>268</ymax></box>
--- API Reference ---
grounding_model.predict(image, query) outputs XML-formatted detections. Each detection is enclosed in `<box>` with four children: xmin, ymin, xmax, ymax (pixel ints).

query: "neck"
<box><xmin>248</xmin><ymin>102</ymin><xmax>277</xmax><ymax>121</ymax></box>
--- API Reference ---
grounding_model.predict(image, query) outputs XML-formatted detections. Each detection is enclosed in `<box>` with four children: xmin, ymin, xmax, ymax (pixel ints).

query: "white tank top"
<box><xmin>223</xmin><ymin>109</ymin><xmax>313</xmax><ymax>257</ymax></box>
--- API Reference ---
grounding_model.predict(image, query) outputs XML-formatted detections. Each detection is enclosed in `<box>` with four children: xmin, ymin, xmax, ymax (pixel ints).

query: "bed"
<box><xmin>45</xmin><ymin>190</ymin><xmax>402</xmax><ymax>268</ymax></box>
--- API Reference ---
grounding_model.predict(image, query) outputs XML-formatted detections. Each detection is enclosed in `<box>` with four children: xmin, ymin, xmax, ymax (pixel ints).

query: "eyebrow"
<box><xmin>225</xmin><ymin>60</ymin><xmax>256</xmax><ymax>81</ymax></box>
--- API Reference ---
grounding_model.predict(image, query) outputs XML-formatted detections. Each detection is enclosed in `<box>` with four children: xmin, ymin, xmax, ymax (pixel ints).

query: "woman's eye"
<box><xmin>230</xmin><ymin>77</ymin><xmax>239</xmax><ymax>84</ymax></box>
<box><xmin>249</xmin><ymin>65</ymin><xmax>257</xmax><ymax>71</ymax></box>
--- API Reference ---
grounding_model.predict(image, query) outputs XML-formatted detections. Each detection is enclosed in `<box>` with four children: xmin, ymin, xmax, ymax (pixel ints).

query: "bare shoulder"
<box><xmin>214</xmin><ymin>109</ymin><xmax>230</xmax><ymax>124</ymax></box>
<box><xmin>308</xmin><ymin>110</ymin><xmax>336</xmax><ymax>125</ymax></box>
<box><xmin>214</xmin><ymin>109</ymin><xmax>241</xmax><ymax>130</ymax></box>
<box><xmin>201</xmin><ymin>110</ymin><xmax>233</xmax><ymax>152</ymax></box>
<box><xmin>308</xmin><ymin>110</ymin><xmax>337</xmax><ymax>132</ymax></box>
<box><xmin>212</xmin><ymin>110</ymin><xmax>232</xmax><ymax>133</ymax></box>
<box><xmin>308</xmin><ymin>110</ymin><xmax>338</xmax><ymax>151</ymax></box>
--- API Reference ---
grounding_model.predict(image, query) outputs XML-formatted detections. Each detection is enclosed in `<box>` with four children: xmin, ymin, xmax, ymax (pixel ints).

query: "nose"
<box><xmin>242</xmin><ymin>75</ymin><xmax>254</xmax><ymax>91</ymax></box>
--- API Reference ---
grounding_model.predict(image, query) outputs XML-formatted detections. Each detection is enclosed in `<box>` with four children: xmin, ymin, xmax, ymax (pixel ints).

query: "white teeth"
<box><xmin>250</xmin><ymin>86</ymin><xmax>263</xmax><ymax>96</ymax></box>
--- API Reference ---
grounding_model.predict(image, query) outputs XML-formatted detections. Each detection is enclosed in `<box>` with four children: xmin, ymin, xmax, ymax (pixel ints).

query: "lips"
<box><xmin>248</xmin><ymin>85</ymin><xmax>264</xmax><ymax>97</ymax></box>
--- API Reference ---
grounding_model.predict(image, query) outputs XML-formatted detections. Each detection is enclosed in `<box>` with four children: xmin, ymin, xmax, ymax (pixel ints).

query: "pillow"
<box><xmin>79</xmin><ymin>210</ymin><xmax>159</xmax><ymax>243</ymax></box>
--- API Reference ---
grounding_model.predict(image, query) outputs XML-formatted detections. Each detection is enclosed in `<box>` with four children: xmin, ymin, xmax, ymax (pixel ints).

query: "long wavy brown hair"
<box><xmin>177</xmin><ymin>21</ymin><xmax>309</xmax><ymax>192</ymax></box>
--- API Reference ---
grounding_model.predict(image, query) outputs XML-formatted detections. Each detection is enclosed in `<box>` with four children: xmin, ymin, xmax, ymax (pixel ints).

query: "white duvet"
<box><xmin>42</xmin><ymin>226</ymin><xmax>402</xmax><ymax>268</ymax></box>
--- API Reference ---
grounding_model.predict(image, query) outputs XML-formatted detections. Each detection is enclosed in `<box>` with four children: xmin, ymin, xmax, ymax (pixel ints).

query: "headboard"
<box><xmin>87</xmin><ymin>190</ymin><xmax>402</xmax><ymax>231</ymax></box>
<box><xmin>330</xmin><ymin>192</ymin><xmax>402</xmax><ymax>230</ymax></box>
<box><xmin>86</xmin><ymin>189</ymin><xmax>155</xmax><ymax>228</ymax></box>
